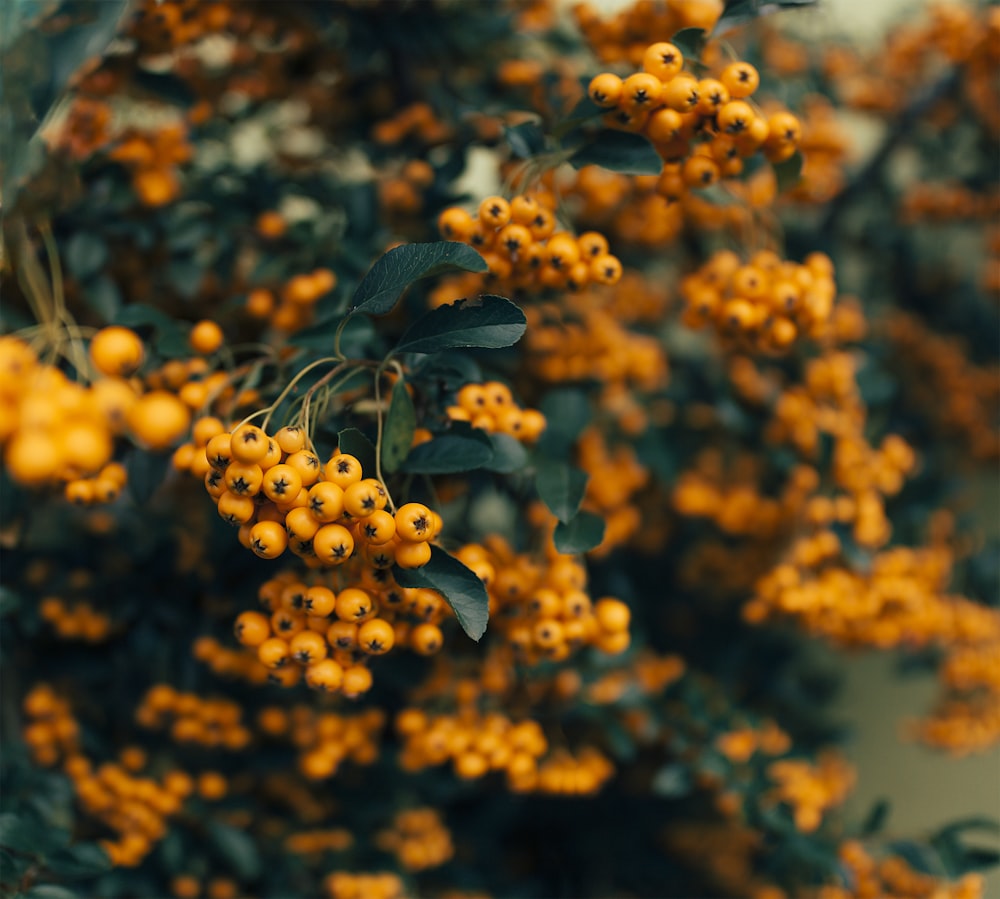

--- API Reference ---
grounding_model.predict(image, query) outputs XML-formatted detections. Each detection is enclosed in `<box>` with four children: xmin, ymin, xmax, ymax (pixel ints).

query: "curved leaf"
<box><xmin>382</xmin><ymin>380</ymin><xmax>416</xmax><ymax>474</ymax></box>
<box><xmin>554</xmin><ymin>511</ymin><xmax>605</xmax><ymax>554</ymax></box>
<box><xmin>401</xmin><ymin>421</ymin><xmax>493</xmax><ymax>474</ymax></box>
<box><xmin>394</xmin><ymin>295</ymin><xmax>526</xmax><ymax>355</ymax></box>
<box><xmin>484</xmin><ymin>432</ymin><xmax>528</xmax><ymax>474</ymax></box>
<box><xmin>351</xmin><ymin>242</ymin><xmax>487</xmax><ymax>315</ymax></box>
<box><xmin>536</xmin><ymin>459</ymin><xmax>588</xmax><ymax>523</ymax></box>
<box><xmin>207</xmin><ymin>822</ymin><xmax>261</xmax><ymax>881</ymax></box>
<box><xmin>393</xmin><ymin>546</ymin><xmax>489</xmax><ymax>640</ymax></box>
<box><xmin>569</xmin><ymin>130</ymin><xmax>661</xmax><ymax>175</ymax></box>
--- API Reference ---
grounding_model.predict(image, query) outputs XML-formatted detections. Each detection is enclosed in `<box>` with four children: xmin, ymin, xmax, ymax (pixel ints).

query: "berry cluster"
<box><xmin>322</xmin><ymin>872</ymin><xmax>405</xmax><ymax>899</ymax></box>
<box><xmin>38</xmin><ymin>596</ymin><xmax>112</xmax><ymax>642</ymax></box>
<box><xmin>107</xmin><ymin>123</ymin><xmax>193</xmax><ymax>207</ymax></box>
<box><xmin>532</xmin><ymin>747</ymin><xmax>615</xmax><ymax>796</ymax></box>
<box><xmin>134</xmin><ymin>685</ymin><xmax>253</xmax><ymax>751</ymax></box>
<box><xmin>228</xmin><ymin>564</ymin><xmax>451</xmax><ymax>695</ymax></box>
<box><xmin>192</xmin><ymin>419</ymin><xmax>440</xmax><ymax>567</ymax></box>
<box><xmin>243</xmin><ymin>268</ymin><xmax>338</xmax><ymax>335</ymax></box>
<box><xmin>588</xmin><ymin>44</ymin><xmax>801</xmax><ymax>172</ymax></box>
<box><xmin>445</xmin><ymin>381</ymin><xmax>546</xmax><ymax>443</ymax></box>
<box><xmin>680</xmin><ymin>249</ymin><xmax>838</xmax><ymax>351</ymax></box>
<box><xmin>21</xmin><ymin>685</ymin><xmax>209</xmax><ymax>868</ymax></box>
<box><xmin>396</xmin><ymin>708</ymin><xmax>549</xmax><ymax>787</ymax></box>
<box><xmin>456</xmin><ymin>539</ymin><xmax>631</xmax><ymax>660</ymax></box>
<box><xmin>437</xmin><ymin>194</ymin><xmax>622</xmax><ymax>294</ymax></box>
<box><xmin>764</xmin><ymin>752</ymin><xmax>855</xmax><ymax>833</ymax></box>
<box><xmin>375</xmin><ymin>808</ymin><xmax>454</xmax><ymax>872</ymax></box>
<box><xmin>257</xmin><ymin>704</ymin><xmax>385</xmax><ymax>780</ymax></box>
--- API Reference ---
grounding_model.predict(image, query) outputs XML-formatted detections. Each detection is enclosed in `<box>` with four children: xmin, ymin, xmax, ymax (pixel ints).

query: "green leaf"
<box><xmin>207</xmin><ymin>822</ymin><xmax>261</xmax><ymax>881</ymax></box>
<box><xmin>401</xmin><ymin>421</ymin><xmax>494</xmax><ymax>474</ymax></box>
<box><xmin>24</xmin><ymin>887</ymin><xmax>79</xmax><ymax>899</ymax></box>
<box><xmin>670</xmin><ymin>27</ymin><xmax>707</xmax><ymax>60</ymax></box>
<box><xmin>394</xmin><ymin>295</ymin><xmax>526</xmax><ymax>355</ymax></box>
<box><xmin>536</xmin><ymin>459</ymin><xmax>588</xmax><ymax>523</ymax></box>
<box><xmin>45</xmin><ymin>844</ymin><xmax>111</xmax><ymax>879</ymax></box>
<box><xmin>483</xmin><ymin>432</ymin><xmax>528</xmax><ymax>474</ymax></box>
<box><xmin>553</xmin><ymin>511</ymin><xmax>605</xmax><ymax>554</ymax></box>
<box><xmin>289</xmin><ymin>314</ymin><xmax>374</xmax><ymax>354</ymax></box>
<box><xmin>125</xmin><ymin>450</ymin><xmax>171</xmax><ymax>505</ymax></box>
<box><xmin>536</xmin><ymin>388</ymin><xmax>591</xmax><ymax>457</ymax></box>
<box><xmin>569</xmin><ymin>130</ymin><xmax>661</xmax><ymax>175</ymax></box>
<box><xmin>773</xmin><ymin>151</ymin><xmax>804</xmax><ymax>193</ymax></box>
<box><xmin>82</xmin><ymin>275</ymin><xmax>121</xmax><ymax>321</ymax></box>
<box><xmin>351</xmin><ymin>242</ymin><xmax>487</xmax><ymax>315</ymax></box>
<box><xmin>0</xmin><ymin>587</ymin><xmax>21</xmax><ymax>618</ymax></box>
<box><xmin>337</xmin><ymin>428</ymin><xmax>377</xmax><ymax>476</ymax></box>
<box><xmin>713</xmin><ymin>0</ymin><xmax>816</xmax><ymax>36</ymax></box>
<box><xmin>382</xmin><ymin>380</ymin><xmax>417</xmax><ymax>474</ymax></box>
<box><xmin>861</xmin><ymin>799</ymin><xmax>891</xmax><ymax>836</ymax></box>
<box><xmin>0</xmin><ymin>812</ymin><xmax>47</xmax><ymax>856</ymax></box>
<box><xmin>65</xmin><ymin>232</ymin><xmax>107</xmax><ymax>281</ymax></box>
<box><xmin>556</xmin><ymin>92</ymin><xmax>604</xmax><ymax>134</ymax></box>
<box><xmin>505</xmin><ymin>121</ymin><xmax>546</xmax><ymax>159</ymax></box>
<box><xmin>393</xmin><ymin>545</ymin><xmax>489</xmax><ymax>640</ymax></box>
<box><xmin>651</xmin><ymin>764</ymin><xmax>693</xmax><ymax>798</ymax></box>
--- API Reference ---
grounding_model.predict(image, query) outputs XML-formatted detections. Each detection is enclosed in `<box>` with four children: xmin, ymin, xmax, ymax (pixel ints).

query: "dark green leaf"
<box><xmin>553</xmin><ymin>511</ymin><xmax>605</xmax><ymax>554</ymax></box>
<box><xmin>382</xmin><ymin>380</ymin><xmax>416</xmax><ymax>474</ymax></box>
<box><xmin>288</xmin><ymin>314</ymin><xmax>374</xmax><ymax>354</ymax></box>
<box><xmin>393</xmin><ymin>545</ymin><xmax>489</xmax><ymax>640</ymax></box>
<box><xmin>337</xmin><ymin>428</ymin><xmax>377</xmax><ymax>476</ymax></box>
<box><xmin>505</xmin><ymin>121</ymin><xmax>546</xmax><ymax>159</ymax></box>
<box><xmin>483</xmin><ymin>432</ymin><xmax>528</xmax><ymax>474</ymax></box>
<box><xmin>569</xmin><ymin>130</ymin><xmax>661</xmax><ymax>175</ymax></box>
<box><xmin>556</xmin><ymin>93</ymin><xmax>604</xmax><ymax>134</ymax></box>
<box><xmin>670</xmin><ymin>27</ymin><xmax>707</xmax><ymax>60</ymax></box>
<box><xmin>536</xmin><ymin>389</ymin><xmax>590</xmax><ymax>457</ymax></box>
<box><xmin>125</xmin><ymin>450</ymin><xmax>171</xmax><ymax>505</ymax></box>
<box><xmin>24</xmin><ymin>887</ymin><xmax>79</xmax><ymax>899</ymax></box>
<box><xmin>82</xmin><ymin>275</ymin><xmax>121</xmax><ymax>321</ymax></box>
<box><xmin>861</xmin><ymin>799</ymin><xmax>891</xmax><ymax>836</ymax></box>
<box><xmin>401</xmin><ymin>421</ymin><xmax>494</xmax><ymax>474</ymax></box>
<box><xmin>45</xmin><ymin>844</ymin><xmax>111</xmax><ymax>879</ymax></box>
<box><xmin>65</xmin><ymin>232</ymin><xmax>107</xmax><ymax>281</ymax></box>
<box><xmin>536</xmin><ymin>459</ymin><xmax>588</xmax><ymax>523</ymax></box>
<box><xmin>651</xmin><ymin>764</ymin><xmax>693</xmax><ymax>798</ymax></box>
<box><xmin>0</xmin><ymin>587</ymin><xmax>21</xmax><ymax>618</ymax></box>
<box><xmin>394</xmin><ymin>295</ymin><xmax>526</xmax><ymax>355</ymax></box>
<box><xmin>713</xmin><ymin>0</ymin><xmax>816</xmax><ymax>35</ymax></box>
<box><xmin>0</xmin><ymin>812</ymin><xmax>47</xmax><ymax>856</ymax></box>
<box><xmin>207</xmin><ymin>822</ymin><xmax>261</xmax><ymax>881</ymax></box>
<box><xmin>113</xmin><ymin>304</ymin><xmax>175</xmax><ymax>331</ymax></box>
<box><xmin>351</xmin><ymin>242</ymin><xmax>487</xmax><ymax>315</ymax></box>
<box><xmin>167</xmin><ymin>258</ymin><xmax>203</xmax><ymax>299</ymax></box>
<box><xmin>1</xmin><ymin>848</ymin><xmax>32</xmax><ymax>886</ymax></box>
<box><xmin>773</xmin><ymin>151</ymin><xmax>804</xmax><ymax>193</ymax></box>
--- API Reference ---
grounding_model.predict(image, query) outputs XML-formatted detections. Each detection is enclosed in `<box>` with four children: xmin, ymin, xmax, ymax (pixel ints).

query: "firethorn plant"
<box><xmin>1</xmin><ymin>1</ymin><xmax>998</xmax><ymax>897</ymax></box>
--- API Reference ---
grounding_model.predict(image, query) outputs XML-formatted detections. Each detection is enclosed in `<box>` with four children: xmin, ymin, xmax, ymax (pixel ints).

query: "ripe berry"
<box><xmin>189</xmin><ymin>320</ymin><xmax>224</xmax><ymax>355</ymax></box>
<box><xmin>642</xmin><ymin>42</ymin><xmax>684</xmax><ymax>81</ymax></box>
<box><xmin>229</xmin><ymin>424</ymin><xmax>270</xmax><ymax>464</ymax></box>
<box><xmin>313</xmin><ymin>524</ymin><xmax>355</xmax><ymax>565</ymax></box>
<box><xmin>358</xmin><ymin>618</ymin><xmax>395</xmax><ymax>655</ymax></box>
<box><xmin>249</xmin><ymin>520</ymin><xmax>288</xmax><ymax>559</ymax></box>
<box><xmin>90</xmin><ymin>327</ymin><xmax>144</xmax><ymax>378</ymax></box>
<box><xmin>234</xmin><ymin>611</ymin><xmax>271</xmax><ymax>647</ymax></box>
<box><xmin>588</xmin><ymin>72</ymin><xmax>623</xmax><ymax>108</ymax></box>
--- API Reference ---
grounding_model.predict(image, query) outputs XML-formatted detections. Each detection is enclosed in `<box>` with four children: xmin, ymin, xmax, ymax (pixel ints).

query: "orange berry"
<box><xmin>189</xmin><ymin>320</ymin><xmax>224</xmax><ymax>355</ymax></box>
<box><xmin>90</xmin><ymin>327</ymin><xmax>144</xmax><ymax>378</ymax></box>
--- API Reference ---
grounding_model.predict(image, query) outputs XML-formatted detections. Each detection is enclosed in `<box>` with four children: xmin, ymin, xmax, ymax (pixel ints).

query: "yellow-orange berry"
<box><xmin>90</xmin><ymin>327</ymin><xmax>144</xmax><ymax>378</ymax></box>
